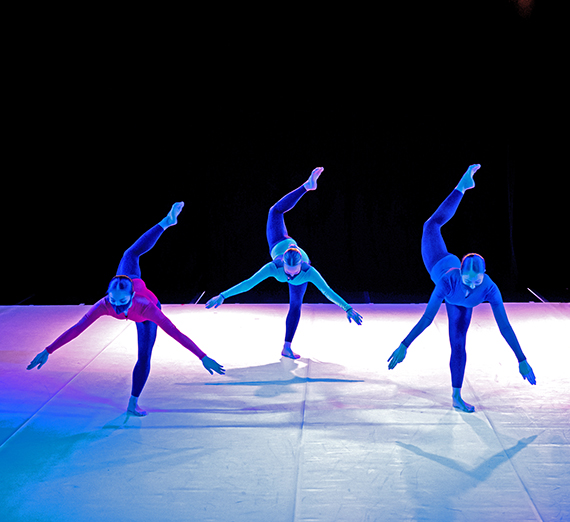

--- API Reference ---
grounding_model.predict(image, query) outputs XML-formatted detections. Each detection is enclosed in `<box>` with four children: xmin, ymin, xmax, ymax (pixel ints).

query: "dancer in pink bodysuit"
<box><xmin>27</xmin><ymin>203</ymin><xmax>224</xmax><ymax>416</ymax></box>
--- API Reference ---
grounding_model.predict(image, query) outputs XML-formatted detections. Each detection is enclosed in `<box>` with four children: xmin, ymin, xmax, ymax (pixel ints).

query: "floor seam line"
<box><xmin>291</xmin><ymin>358</ymin><xmax>310</xmax><ymax>522</ymax></box>
<box><xmin>0</xmin><ymin>323</ymin><xmax>133</xmax><ymax>450</ymax></box>
<box><xmin>466</xmin><ymin>376</ymin><xmax>545</xmax><ymax>522</ymax></box>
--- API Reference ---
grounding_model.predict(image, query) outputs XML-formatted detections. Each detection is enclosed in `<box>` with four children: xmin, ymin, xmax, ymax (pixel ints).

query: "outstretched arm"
<box><xmin>308</xmin><ymin>267</ymin><xmax>363</xmax><ymax>324</ymax></box>
<box><xmin>26</xmin><ymin>301</ymin><xmax>107</xmax><ymax>369</ymax></box>
<box><xmin>143</xmin><ymin>304</ymin><xmax>224</xmax><ymax>375</ymax></box>
<box><xmin>205</xmin><ymin>263</ymin><xmax>275</xmax><ymax>309</ymax></box>
<box><xmin>388</xmin><ymin>289</ymin><xmax>443</xmax><ymax>369</ymax></box>
<box><xmin>489</xmin><ymin>297</ymin><xmax>536</xmax><ymax>385</ymax></box>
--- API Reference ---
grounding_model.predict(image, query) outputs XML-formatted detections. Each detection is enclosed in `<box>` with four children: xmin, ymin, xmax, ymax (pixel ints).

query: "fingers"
<box><xmin>27</xmin><ymin>353</ymin><xmax>46</xmax><ymax>370</ymax></box>
<box><xmin>387</xmin><ymin>346</ymin><xmax>406</xmax><ymax>370</ymax></box>
<box><xmin>211</xmin><ymin>365</ymin><xmax>225</xmax><ymax>375</ymax></box>
<box><xmin>520</xmin><ymin>361</ymin><xmax>536</xmax><ymax>385</ymax></box>
<box><xmin>525</xmin><ymin>370</ymin><xmax>537</xmax><ymax>385</ymax></box>
<box><xmin>206</xmin><ymin>296</ymin><xmax>223</xmax><ymax>309</ymax></box>
<box><xmin>347</xmin><ymin>310</ymin><xmax>363</xmax><ymax>325</ymax></box>
<box><xmin>203</xmin><ymin>357</ymin><xmax>225</xmax><ymax>376</ymax></box>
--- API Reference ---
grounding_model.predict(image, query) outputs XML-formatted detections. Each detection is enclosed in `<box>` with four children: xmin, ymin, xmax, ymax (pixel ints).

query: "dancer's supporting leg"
<box><xmin>128</xmin><ymin>305</ymin><xmax>161</xmax><ymax>416</ymax></box>
<box><xmin>119</xmin><ymin>202</ymin><xmax>184</xmax><ymax>415</ymax></box>
<box><xmin>282</xmin><ymin>283</ymin><xmax>308</xmax><ymax>359</ymax></box>
<box><xmin>447</xmin><ymin>303</ymin><xmax>474</xmax><ymax>412</ymax></box>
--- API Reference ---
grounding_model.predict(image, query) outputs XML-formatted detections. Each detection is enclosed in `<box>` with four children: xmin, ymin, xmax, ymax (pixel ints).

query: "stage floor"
<box><xmin>1</xmin><ymin>302</ymin><xmax>569</xmax><ymax>522</ymax></box>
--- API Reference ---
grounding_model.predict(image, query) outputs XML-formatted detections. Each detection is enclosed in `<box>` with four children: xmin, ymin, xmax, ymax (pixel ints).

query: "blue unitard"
<box><xmin>402</xmin><ymin>189</ymin><xmax>526</xmax><ymax>389</ymax></box>
<box><xmin>220</xmin><ymin>185</ymin><xmax>353</xmax><ymax>343</ymax></box>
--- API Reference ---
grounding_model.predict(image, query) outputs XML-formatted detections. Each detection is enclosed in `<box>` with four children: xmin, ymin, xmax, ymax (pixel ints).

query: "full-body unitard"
<box><xmin>397</xmin><ymin>185</ymin><xmax>528</xmax><ymax>390</ymax></box>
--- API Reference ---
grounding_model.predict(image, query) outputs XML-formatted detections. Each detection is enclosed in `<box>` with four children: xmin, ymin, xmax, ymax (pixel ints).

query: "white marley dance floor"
<box><xmin>1</xmin><ymin>302</ymin><xmax>569</xmax><ymax>522</ymax></box>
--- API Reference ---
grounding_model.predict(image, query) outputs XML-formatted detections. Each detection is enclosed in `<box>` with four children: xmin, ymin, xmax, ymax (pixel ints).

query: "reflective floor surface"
<box><xmin>1</xmin><ymin>302</ymin><xmax>568</xmax><ymax>521</ymax></box>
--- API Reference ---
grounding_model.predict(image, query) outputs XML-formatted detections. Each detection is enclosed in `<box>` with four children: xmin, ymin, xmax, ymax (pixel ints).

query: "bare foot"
<box><xmin>452</xmin><ymin>395</ymin><xmax>475</xmax><ymax>413</ymax></box>
<box><xmin>456</xmin><ymin>164</ymin><xmax>480</xmax><ymax>194</ymax></box>
<box><xmin>127</xmin><ymin>396</ymin><xmax>148</xmax><ymax>416</ymax></box>
<box><xmin>160</xmin><ymin>202</ymin><xmax>185</xmax><ymax>229</ymax></box>
<box><xmin>303</xmin><ymin>167</ymin><xmax>324</xmax><ymax>191</ymax></box>
<box><xmin>281</xmin><ymin>346</ymin><xmax>301</xmax><ymax>359</ymax></box>
<box><xmin>127</xmin><ymin>405</ymin><xmax>148</xmax><ymax>416</ymax></box>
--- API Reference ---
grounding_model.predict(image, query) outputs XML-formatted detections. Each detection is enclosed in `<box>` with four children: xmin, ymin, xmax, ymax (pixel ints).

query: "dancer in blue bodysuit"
<box><xmin>206</xmin><ymin>167</ymin><xmax>362</xmax><ymax>359</ymax></box>
<box><xmin>387</xmin><ymin>164</ymin><xmax>536</xmax><ymax>412</ymax></box>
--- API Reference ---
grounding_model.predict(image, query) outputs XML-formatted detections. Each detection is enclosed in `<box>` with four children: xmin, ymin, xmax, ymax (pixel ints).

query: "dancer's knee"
<box><xmin>268</xmin><ymin>204</ymin><xmax>281</xmax><ymax>219</ymax></box>
<box><xmin>450</xmin><ymin>343</ymin><xmax>467</xmax><ymax>362</ymax></box>
<box><xmin>423</xmin><ymin>216</ymin><xmax>443</xmax><ymax>234</ymax></box>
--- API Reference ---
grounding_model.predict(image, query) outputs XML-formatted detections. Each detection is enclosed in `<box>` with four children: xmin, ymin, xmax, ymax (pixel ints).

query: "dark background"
<box><xmin>3</xmin><ymin>2</ymin><xmax>566</xmax><ymax>306</ymax></box>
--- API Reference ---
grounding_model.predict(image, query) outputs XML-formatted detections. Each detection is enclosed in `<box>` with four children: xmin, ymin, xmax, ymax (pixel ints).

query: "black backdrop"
<box><xmin>3</xmin><ymin>2</ymin><xmax>566</xmax><ymax>306</ymax></box>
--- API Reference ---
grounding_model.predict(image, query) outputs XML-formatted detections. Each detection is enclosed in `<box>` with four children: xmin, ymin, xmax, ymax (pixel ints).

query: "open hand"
<box><xmin>27</xmin><ymin>349</ymin><xmax>49</xmax><ymax>370</ymax></box>
<box><xmin>202</xmin><ymin>356</ymin><xmax>225</xmax><ymax>375</ymax></box>
<box><xmin>205</xmin><ymin>295</ymin><xmax>224</xmax><ymax>309</ymax></box>
<box><xmin>519</xmin><ymin>360</ymin><xmax>536</xmax><ymax>385</ymax></box>
<box><xmin>388</xmin><ymin>343</ymin><xmax>407</xmax><ymax>370</ymax></box>
<box><xmin>347</xmin><ymin>308</ymin><xmax>363</xmax><ymax>325</ymax></box>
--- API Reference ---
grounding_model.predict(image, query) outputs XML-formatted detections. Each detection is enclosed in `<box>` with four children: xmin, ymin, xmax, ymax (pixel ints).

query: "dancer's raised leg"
<box><xmin>266</xmin><ymin>168</ymin><xmax>323</xmax><ymax>252</ymax></box>
<box><xmin>117</xmin><ymin>202</ymin><xmax>184</xmax><ymax>278</ymax></box>
<box><xmin>421</xmin><ymin>165</ymin><xmax>480</xmax><ymax>273</ymax></box>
